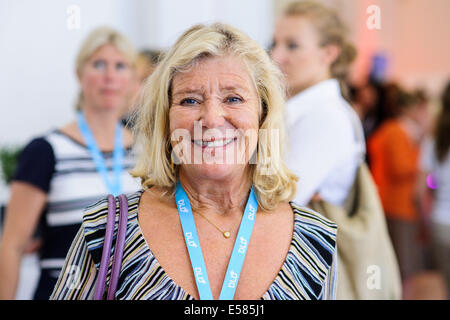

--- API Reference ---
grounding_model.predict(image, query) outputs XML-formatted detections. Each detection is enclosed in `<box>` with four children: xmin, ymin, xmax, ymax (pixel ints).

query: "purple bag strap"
<box><xmin>107</xmin><ymin>194</ymin><xmax>128</xmax><ymax>299</ymax></box>
<box><xmin>93</xmin><ymin>194</ymin><xmax>128</xmax><ymax>300</ymax></box>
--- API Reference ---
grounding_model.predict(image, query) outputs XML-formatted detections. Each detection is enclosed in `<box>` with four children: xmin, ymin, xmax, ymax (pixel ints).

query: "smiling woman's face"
<box><xmin>169</xmin><ymin>54</ymin><xmax>260</xmax><ymax>181</ymax></box>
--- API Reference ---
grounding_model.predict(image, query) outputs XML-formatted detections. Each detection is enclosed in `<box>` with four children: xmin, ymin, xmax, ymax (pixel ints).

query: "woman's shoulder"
<box><xmin>291</xmin><ymin>98</ymin><xmax>355</xmax><ymax>143</ymax></box>
<box><xmin>377</xmin><ymin>119</ymin><xmax>403</xmax><ymax>135</ymax></box>
<box><xmin>58</xmin><ymin>121</ymin><xmax>135</xmax><ymax>150</ymax></box>
<box><xmin>82</xmin><ymin>190</ymin><xmax>143</xmax><ymax>229</ymax></box>
<box><xmin>20</xmin><ymin>127</ymin><xmax>64</xmax><ymax>155</ymax></box>
<box><xmin>373</xmin><ymin>121</ymin><xmax>410</xmax><ymax>148</ymax></box>
<box><xmin>44</xmin><ymin>124</ymin><xmax>89</xmax><ymax>154</ymax></box>
<box><xmin>288</xmin><ymin>201</ymin><xmax>338</xmax><ymax>256</ymax></box>
<box><xmin>12</xmin><ymin>135</ymin><xmax>56</xmax><ymax>191</ymax></box>
<box><xmin>20</xmin><ymin>135</ymin><xmax>54</xmax><ymax>157</ymax></box>
<box><xmin>81</xmin><ymin>191</ymin><xmax>144</xmax><ymax>264</ymax></box>
<box><xmin>277</xmin><ymin>201</ymin><xmax>337</xmax><ymax>297</ymax></box>
<box><xmin>290</xmin><ymin>201</ymin><xmax>337</xmax><ymax>229</ymax></box>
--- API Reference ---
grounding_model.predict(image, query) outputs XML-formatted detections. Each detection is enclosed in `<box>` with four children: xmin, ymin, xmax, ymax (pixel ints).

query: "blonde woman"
<box><xmin>0</xmin><ymin>27</ymin><xmax>141</xmax><ymax>299</ymax></box>
<box><xmin>51</xmin><ymin>23</ymin><xmax>338</xmax><ymax>300</ymax></box>
<box><xmin>271</xmin><ymin>1</ymin><xmax>365</xmax><ymax>206</ymax></box>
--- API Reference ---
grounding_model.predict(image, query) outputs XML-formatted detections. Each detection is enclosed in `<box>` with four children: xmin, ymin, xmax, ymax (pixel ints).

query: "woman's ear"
<box><xmin>322</xmin><ymin>43</ymin><xmax>341</xmax><ymax>66</ymax></box>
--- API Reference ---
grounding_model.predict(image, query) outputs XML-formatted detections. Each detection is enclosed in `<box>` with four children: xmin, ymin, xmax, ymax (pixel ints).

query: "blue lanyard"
<box><xmin>77</xmin><ymin>111</ymin><xmax>124</xmax><ymax>196</ymax></box>
<box><xmin>175</xmin><ymin>181</ymin><xmax>258</xmax><ymax>300</ymax></box>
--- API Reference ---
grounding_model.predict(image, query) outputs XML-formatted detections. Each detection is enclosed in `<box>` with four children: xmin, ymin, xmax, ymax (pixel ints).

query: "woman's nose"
<box><xmin>201</xmin><ymin>99</ymin><xmax>225</xmax><ymax>128</ymax></box>
<box><xmin>104</xmin><ymin>64</ymin><xmax>118</xmax><ymax>81</ymax></box>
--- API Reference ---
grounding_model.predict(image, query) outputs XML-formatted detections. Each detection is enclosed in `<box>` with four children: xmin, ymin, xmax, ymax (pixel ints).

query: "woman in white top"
<box><xmin>418</xmin><ymin>81</ymin><xmax>450</xmax><ymax>298</ymax></box>
<box><xmin>270</xmin><ymin>1</ymin><xmax>364</xmax><ymax>206</ymax></box>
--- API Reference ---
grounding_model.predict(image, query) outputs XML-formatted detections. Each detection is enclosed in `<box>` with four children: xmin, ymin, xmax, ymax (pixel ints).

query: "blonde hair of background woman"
<box><xmin>284</xmin><ymin>0</ymin><xmax>357</xmax><ymax>82</ymax></box>
<box><xmin>74</xmin><ymin>26</ymin><xmax>138</xmax><ymax>110</ymax></box>
<box><xmin>130</xmin><ymin>23</ymin><xmax>298</xmax><ymax>211</ymax></box>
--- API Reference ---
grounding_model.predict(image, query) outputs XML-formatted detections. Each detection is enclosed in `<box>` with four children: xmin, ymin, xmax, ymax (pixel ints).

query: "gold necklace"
<box><xmin>195</xmin><ymin>211</ymin><xmax>231</xmax><ymax>239</ymax></box>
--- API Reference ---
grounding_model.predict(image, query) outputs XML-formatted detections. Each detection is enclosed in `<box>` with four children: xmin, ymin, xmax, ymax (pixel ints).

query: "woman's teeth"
<box><xmin>193</xmin><ymin>138</ymin><xmax>235</xmax><ymax>148</ymax></box>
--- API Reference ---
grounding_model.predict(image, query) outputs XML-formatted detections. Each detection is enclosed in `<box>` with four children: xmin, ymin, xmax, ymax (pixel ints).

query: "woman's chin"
<box><xmin>93</xmin><ymin>97</ymin><xmax>125</xmax><ymax>111</ymax></box>
<box><xmin>100</xmin><ymin>103</ymin><xmax>120</xmax><ymax>111</ymax></box>
<box><xmin>182</xmin><ymin>163</ymin><xmax>246</xmax><ymax>181</ymax></box>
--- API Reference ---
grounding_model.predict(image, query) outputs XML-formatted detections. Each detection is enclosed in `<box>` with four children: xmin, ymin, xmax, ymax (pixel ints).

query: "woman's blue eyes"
<box><xmin>226</xmin><ymin>96</ymin><xmax>242</xmax><ymax>103</ymax></box>
<box><xmin>271</xmin><ymin>41</ymin><xmax>299</xmax><ymax>51</ymax></box>
<box><xmin>93</xmin><ymin>60</ymin><xmax>128</xmax><ymax>71</ymax></box>
<box><xmin>180</xmin><ymin>96</ymin><xmax>243</xmax><ymax>106</ymax></box>
<box><xmin>93</xmin><ymin>60</ymin><xmax>106</xmax><ymax>70</ymax></box>
<box><xmin>180</xmin><ymin>98</ymin><xmax>198</xmax><ymax>105</ymax></box>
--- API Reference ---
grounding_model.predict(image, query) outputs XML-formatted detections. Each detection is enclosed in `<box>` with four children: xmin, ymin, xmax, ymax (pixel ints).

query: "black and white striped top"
<box><xmin>13</xmin><ymin>129</ymin><xmax>141</xmax><ymax>299</ymax></box>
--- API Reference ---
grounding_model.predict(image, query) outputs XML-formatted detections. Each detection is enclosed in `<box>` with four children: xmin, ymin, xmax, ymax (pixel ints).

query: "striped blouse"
<box><xmin>51</xmin><ymin>190</ymin><xmax>338</xmax><ymax>300</ymax></box>
<box><xmin>13</xmin><ymin>130</ymin><xmax>141</xmax><ymax>299</ymax></box>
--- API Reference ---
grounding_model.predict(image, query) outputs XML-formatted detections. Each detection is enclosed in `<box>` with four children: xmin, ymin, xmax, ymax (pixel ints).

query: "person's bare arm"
<box><xmin>0</xmin><ymin>182</ymin><xmax>47</xmax><ymax>299</ymax></box>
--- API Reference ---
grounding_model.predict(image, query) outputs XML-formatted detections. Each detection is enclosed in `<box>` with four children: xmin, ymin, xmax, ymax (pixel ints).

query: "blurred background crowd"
<box><xmin>0</xmin><ymin>0</ymin><xmax>449</xmax><ymax>299</ymax></box>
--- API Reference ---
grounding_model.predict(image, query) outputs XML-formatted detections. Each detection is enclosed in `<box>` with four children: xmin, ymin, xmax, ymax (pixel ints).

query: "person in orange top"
<box><xmin>368</xmin><ymin>89</ymin><xmax>429</xmax><ymax>282</ymax></box>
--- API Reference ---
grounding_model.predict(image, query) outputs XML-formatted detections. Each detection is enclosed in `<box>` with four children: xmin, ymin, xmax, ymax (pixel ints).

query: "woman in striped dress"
<box><xmin>51</xmin><ymin>23</ymin><xmax>338</xmax><ymax>300</ymax></box>
<box><xmin>0</xmin><ymin>27</ymin><xmax>141</xmax><ymax>300</ymax></box>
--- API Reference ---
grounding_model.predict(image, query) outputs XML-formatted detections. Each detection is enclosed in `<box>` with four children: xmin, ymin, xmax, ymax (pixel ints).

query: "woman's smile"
<box><xmin>192</xmin><ymin>137</ymin><xmax>237</xmax><ymax>149</ymax></box>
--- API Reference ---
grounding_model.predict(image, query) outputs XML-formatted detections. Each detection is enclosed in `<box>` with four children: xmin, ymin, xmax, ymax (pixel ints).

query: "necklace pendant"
<box><xmin>223</xmin><ymin>231</ymin><xmax>231</xmax><ymax>239</ymax></box>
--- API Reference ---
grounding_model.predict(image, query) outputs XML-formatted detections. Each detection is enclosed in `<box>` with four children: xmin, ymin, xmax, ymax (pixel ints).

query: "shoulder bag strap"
<box><xmin>107</xmin><ymin>194</ymin><xmax>128</xmax><ymax>300</ymax></box>
<box><xmin>93</xmin><ymin>194</ymin><xmax>128</xmax><ymax>300</ymax></box>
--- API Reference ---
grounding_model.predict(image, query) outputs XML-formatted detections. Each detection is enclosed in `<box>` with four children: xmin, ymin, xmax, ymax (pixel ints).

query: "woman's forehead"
<box><xmin>88</xmin><ymin>44</ymin><xmax>127</xmax><ymax>61</ymax></box>
<box><xmin>171</xmin><ymin>55</ymin><xmax>256</xmax><ymax>94</ymax></box>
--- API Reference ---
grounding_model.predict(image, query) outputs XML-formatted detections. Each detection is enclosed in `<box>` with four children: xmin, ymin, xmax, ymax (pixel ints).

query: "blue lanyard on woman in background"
<box><xmin>77</xmin><ymin>111</ymin><xmax>124</xmax><ymax>196</ymax></box>
<box><xmin>175</xmin><ymin>181</ymin><xmax>258</xmax><ymax>300</ymax></box>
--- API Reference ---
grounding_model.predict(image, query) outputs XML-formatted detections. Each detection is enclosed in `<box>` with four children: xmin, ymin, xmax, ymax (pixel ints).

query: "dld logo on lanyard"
<box><xmin>77</xmin><ymin>111</ymin><xmax>124</xmax><ymax>196</ymax></box>
<box><xmin>175</xmin><ymin>181</ymin><xmax>258</xmax><ymax>300</ymax></box>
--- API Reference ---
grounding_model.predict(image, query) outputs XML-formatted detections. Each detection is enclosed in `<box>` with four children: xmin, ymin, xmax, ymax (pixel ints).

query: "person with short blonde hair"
<box><xmin>74</xmin><ymin>26</ymin><xmax>138</xmax><ymax>111</ymax></box>
<box><xmin>51</xmin><ymin>23</ymin><xmax>337</xmax><ymax>300</ymax></box>
<box><xmin>0</xmin><ymin>26</ymin><xmax>140</xmax><ymax>299</ymax></box>
<box><xmin>131</xmin><ymin>23</ymin><xmax>297</xmax><ymax>210</ymax></box>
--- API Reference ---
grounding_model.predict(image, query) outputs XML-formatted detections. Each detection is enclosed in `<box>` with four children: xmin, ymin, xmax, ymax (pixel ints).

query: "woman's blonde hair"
<box><xmin>74</xmin><ymin>26</ymin><xmax>138</xmax><ymax>110</ymax></box>
<box><xmin>131</xmin><ymin>23</ymin><xmax>298</xmax><ymax>210</ymax></box>
<box><xmin>284</xmin><ymin>0</ymin><xmax>357</xmax><ymax>80</ymax></box>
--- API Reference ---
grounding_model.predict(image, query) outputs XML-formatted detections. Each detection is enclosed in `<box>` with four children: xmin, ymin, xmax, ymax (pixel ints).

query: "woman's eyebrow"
<box><xmin>220</xmin><ymin>85</ymin><xmax>250</xmax><ymax>94</ymax></box>
<box><xmin>172</xmin><ymin>83</ymin><xmax>251</xmax><ymax>97</ymax></box>
<box><xmin>172</xmin><ymin>88</ymin><xmax>203</xmax><ymax>97</ymax></box>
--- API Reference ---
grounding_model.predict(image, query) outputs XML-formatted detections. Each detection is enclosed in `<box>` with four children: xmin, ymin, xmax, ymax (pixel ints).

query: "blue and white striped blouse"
<box><xmin>51</xmin><ymin>190</ymin><xmax>338</xmax><ymax>300</ymax></box>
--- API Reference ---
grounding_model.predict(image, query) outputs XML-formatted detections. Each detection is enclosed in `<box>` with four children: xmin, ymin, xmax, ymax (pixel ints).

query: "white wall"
<box><xmin>153</xmin><ymin>0</ymin><xmax>273</xmax><ymax>49</ymax></box>
<box><xmin>0</xmin><ymin>0</ymin><xmax>136</xmax><ymax>147</ymax></box>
